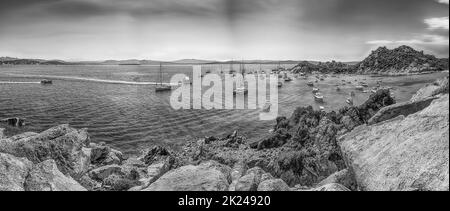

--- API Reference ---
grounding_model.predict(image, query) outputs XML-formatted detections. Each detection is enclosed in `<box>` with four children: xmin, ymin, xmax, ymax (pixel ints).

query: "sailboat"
<box><xmin>233</xmin><ymin>61</ymin><xmax>248</xmax><ymax>95</ymax></box>
<box><xmin>155</xmin><ymin>63</ymin><xmax>172</xmax><ymax>92</ymax></box>
<box><xmin>283</xmin><ymin>72</ymin><xmax>292</xmax><ymax>82</ymax></box>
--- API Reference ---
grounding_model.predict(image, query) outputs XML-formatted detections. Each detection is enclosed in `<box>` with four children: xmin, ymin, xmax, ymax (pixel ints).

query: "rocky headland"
<box><xmin>290</xmin><ymin>45</ymin><xmax>449</xmax><ymax>75</ymax></box>
<box><xmin>1</xmin><ymin>77</ymin><xmax>448</xmax><ymax>191</ymax></box>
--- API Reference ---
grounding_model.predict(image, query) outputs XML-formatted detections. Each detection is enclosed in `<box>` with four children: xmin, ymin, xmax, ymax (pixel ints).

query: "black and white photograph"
<box><xmin>0</xmin><ymin>0</ymin><xmax>448</xmax><ymax>197</ymax></box>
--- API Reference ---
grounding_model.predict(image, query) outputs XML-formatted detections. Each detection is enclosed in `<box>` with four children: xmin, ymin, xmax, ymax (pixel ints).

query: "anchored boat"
<box><xmin>41</xmin><ymin>79</ymin><xmax>53</xmax><ymax>85</ymax></box>
<box><xmin>155</xmin><ymin>63</ymin><xmax>172</xmax><ymax>92</ymax></box>
<box><xmin>262</xmin><ymin>101</ymin><xmax>271</xmax><ymax>113</ymax></box>
<box><xmin>278</xmin><ymin>82</ymin><xmax>283</xmax><ymax>88</ymax></box>
<box><xmin>346</xmin><ymin>97</ymin><xmax>354</xmax><ymax>105</ymax></box>
<box><xmin>355</xmin><ymin>85</ymin><xmax>364</xmax><ymax>91</ymax></box>
<box><xmin>314</xmin><ymin>93</ymin><xmax>324</xmax><ymax>103</ymax></box>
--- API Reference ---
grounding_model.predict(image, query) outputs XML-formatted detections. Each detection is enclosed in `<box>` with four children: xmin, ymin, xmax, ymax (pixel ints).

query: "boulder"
<box><xmin>8</xmin><ymin>132</ymin><xmax>38</xmax><ymax>142</ymax></box>
<box><xmin>90</xmin><ymin>143</ymin><xmax>123</xmax><ymax>166</ymax></box>
<box><xmin>257</xmin><ymin>179</ymin><xmax>290</xmax><ymax>191</ymax></box>
<box><xmin>1</xmin><ymin>117</ymin><xmax>25</xmax><ymax>127</ymax></box>
<box><xmin>24</xmin><ymin>159</ymin><xmax>86</xmax><ymax>191</ymax></box>
<box><xmin>88</xmin><ymin>162</ymin><xmax>144</xmax><ymax>191</ymax></box>
<box><xmin>140</xmin><ymin>145</ymin><xmax>171</xmax><ymax>165</ymax></box>
<box><xmin>230</xmin><ymin>161</ymin><xmax>247</xmax><ymax>182</ymax></box>
<box><xmin>310</xmin><ymin>183</ymin><xmax>350</xmax><ymax>191</ymax></box>
<box><xmin>339</xmin><ymin>95</ymin><xmax>449</xmax><ymax>191</ymax></box>
<box><xmin>0</xmin><ymin>153</ymin><xmax>33</xmax><ymax>191</ymax></box>
<box><xmin>260</xmin><ymin>173</ymin><xmax>275</xmax><ymax>182</ymax></box>
<box><xmin>341</xmin><ymin>116</ymin><xmax>359</xmax><ymax>131</ymax></box>
<box><xmin>102</xmin><ymin>174</ymin><xmax>140</xmax><ymax>191</ymax></box>
<box><xmin>316</xmin><ymin>169</ymin><xmax>357</xmax><ymax>190</ymax></box>
<box><xmin>143</xmin><ymin>161</ymin><xmax>230</xmax><ymax>191</ymax></box>
<box><xmin>129</xmin><ymin>156</ymin><xmax>176</xmax><ymax>191</ymax></box>
<box><xmin>368</xmin><ymin>96</ymin><xmax>437</xmax><ymax>125</ymax></box>
<box><xmin>233</xmin><ymin>167</ymin><xmax>265</xmax><ymax>191</ymax></box>
<box><xmin>0</xmin><ymin>128</ymin><xmax>5</xmax><ymax>139</ymax></box>
<box><xmin>89</xmin><ymin>165</ymin><xmax>123</xmax><ymax>181</ymax></box>
<box><xmin>0</xmin><ymin>124</ymin><xmax>91</xmax><ymax>179</ymax></box>
<box><xmin>410</xmin><ymin>77</ymin><xmax>449</xmax><ymax>102</ymax></box>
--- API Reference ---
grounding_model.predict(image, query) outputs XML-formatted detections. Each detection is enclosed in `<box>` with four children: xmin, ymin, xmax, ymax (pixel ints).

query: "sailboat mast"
<box><xmin>159</xmin><ymin>63</ymin><xmax>162</xmax><ymax>85</ymax></box>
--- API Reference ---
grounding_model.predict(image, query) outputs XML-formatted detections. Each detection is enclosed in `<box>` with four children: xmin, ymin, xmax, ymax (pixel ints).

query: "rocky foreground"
<box><xmin>1</xmin><ymin>77</ymin><xmax>448</xmax><ymax>191</ymax></box>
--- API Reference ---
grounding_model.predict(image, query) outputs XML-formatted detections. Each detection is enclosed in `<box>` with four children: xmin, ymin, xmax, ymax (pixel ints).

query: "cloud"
<box><xmin>437</xmin><ymin>0</ymin><xmax>449</xmax><ymax>5</ymax></box>
<box><xmin>366</xmin><ymin>40</ymin><xmax>394</xmax><ymax>45</ymax></box>
<box><xmin>425</xmin><ymin>17</ymin><xmax>450</xmax><ymax>30</ymax></box>
<box><xmin>367</xmin><ymin>34</ymin><xmax>449</xmax><ymax>45</ymax></box>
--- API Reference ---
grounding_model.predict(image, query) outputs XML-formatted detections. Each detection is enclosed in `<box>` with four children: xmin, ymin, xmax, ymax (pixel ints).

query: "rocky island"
<box><xmin>291</xmin><ymin>46</ymin><xmax>449</xmax><ymax>75</ymax></box>
<box><xmin>1</xmin><ymin>76</ymin><xmax>448</xmax><ymax>191</ymax></box>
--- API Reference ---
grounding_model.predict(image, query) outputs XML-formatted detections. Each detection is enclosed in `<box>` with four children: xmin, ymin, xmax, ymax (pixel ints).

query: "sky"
<box><xmin>0</xmin><ymin>0</ymin><xmax>448</xmax><ymax>61</ymax></box>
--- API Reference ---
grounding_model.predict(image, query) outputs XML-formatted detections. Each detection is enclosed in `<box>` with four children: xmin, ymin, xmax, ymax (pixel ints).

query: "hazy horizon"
<box><xmin>0</xmin><ymin>0</ymin><xmax>448</xmax><ymax>61</ymax></box>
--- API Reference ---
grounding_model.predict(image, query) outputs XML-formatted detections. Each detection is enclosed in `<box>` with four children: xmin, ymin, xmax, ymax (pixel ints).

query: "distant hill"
<box><xmin>290</xmin><ymin>60</ymin><xmax>355</xmax><ymax>74</ymax></box>
<box><xmin>0</xmin><ymin>57</ymin><xmax>69</xmax><ymax>65</ymax></box>
<box><xmin>290</xmin><ymin>45</ymin><xmax>449</xmax><ymax>75</ymax></box>
<box><xmin>170</xmin><ymin>59</ymin><xmax>217</xmax><ymax>64</ymax></box>
<box><xmin>2</xmin><ymin>46</ymin><xmax>448</xmax><ymax>73</ymax></box>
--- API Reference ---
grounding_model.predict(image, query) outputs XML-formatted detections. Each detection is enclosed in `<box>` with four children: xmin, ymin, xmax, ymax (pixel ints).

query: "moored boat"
<box><xmin>262</xmin><ymin>101</ymin><xmax>271</xmax><ymax>113</ymax></box>
<box><xmin>41</xmin><ymin>79</ymin><xmax>53</xmax><ymax>85</ymax></box>
<box><xmin>355</xmin><ymin>85</ymin><xmax>364</xmax><ymax>91</ymax></box>
<box><xmin>278</xmin><ymin>82</ymin><xmax>283</xmax><ymax>88</ymax></box>
<box><xmin>346</xmin><ymin>97</ymin><xmax>354</xmax><ymax>105</ymax></box>
<box><xmin>233</xmin><ymin>87</ymin><xmax>248</xmax><ymax>95</ymax></box>
<box><xmin>314</xmin><ymin>93</ymin><xmax>324</xmax><ymax>103</ymax></box>
<box><xmin>155</xmin><ymin>63</ymin><xmax>172</xmax><ymax>92</ymax></box>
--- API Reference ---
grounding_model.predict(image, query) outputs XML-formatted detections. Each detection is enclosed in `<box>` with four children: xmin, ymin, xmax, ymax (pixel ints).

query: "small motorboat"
<box><xmin>183</xmin><ymin>76</ymin><xmax>191</xmax><ymax>85</ymax></box>
<box><xmin>278</xmin><ymin>82</ymin><xmax>283</xmax><ymax>88</ymax></box>
<box><xmin>355</xmin><ymin>86</ymin><xmax>364</xmax><ymax>91</ymax></box>
<box><xmin>312</xmin><ymin>88</ymin><xmax>320</xmax><ymax>94</ymax></box>
<box><xmin>41</xmin><ymin>79</ymin><xmax>53</xmax><ymax>85</ymax></box>
<box><xmin>233</xmin><ymin>87</ymin><xmax>248</xmax><ymax>95</ymax></box>
<box><xmin>307</xmin><ymin>81</ymin><xmax>314</xmax><ymax>87</ymax></box>
<box><xmin>155</xmin><ymin>85</ymin><xmax>172</xmax><ymax>92</ymax></box>
<box><xmin>360</xmin><ymin>82</ymin><xmax>369</xmax><ymax>87</ymax></box>
<box><xmin>371</xmin><ymin>89</ymin><xmax>377</xmax><ymax>94</ymax></box>
<box><xmin>346</xmin><ymin>97</ymin><xmax>354</xmax><ymax>105</ymax></box>
<box><xmin>262</xmin><ymin>101</ymin><xmax>271</xmax><ymax>113</ymax></box>
<box><xmin>314</xmin><ymin>93</ymin><xmax>324</xmax><ymax>103</ymax></box>
<box><xmin>284</xmin><ymin>77</ymin><xmax>292</xmax><ymax>82</ymax></box>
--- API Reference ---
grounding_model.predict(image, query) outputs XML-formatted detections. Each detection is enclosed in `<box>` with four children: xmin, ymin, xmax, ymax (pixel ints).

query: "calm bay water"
<box><xmin>0</xmin><ymin>65</ymin><xmax>447</xmax><ymax>155</ymax></box>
